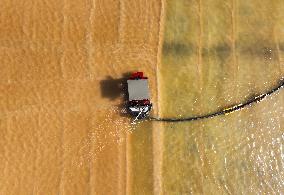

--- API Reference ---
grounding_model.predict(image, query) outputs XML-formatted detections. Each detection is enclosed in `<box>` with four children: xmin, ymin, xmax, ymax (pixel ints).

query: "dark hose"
<box><xmin>149</xmin><ymin>78</ymin><xmax>284</xmax><ymax>122</ymax></box>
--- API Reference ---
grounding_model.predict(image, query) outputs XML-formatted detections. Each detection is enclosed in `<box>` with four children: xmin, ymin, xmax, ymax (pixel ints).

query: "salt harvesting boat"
<box><xmin>127</xmin><ymin>72</ymin><xmax>152</xmax><ymax>119</ymax></box>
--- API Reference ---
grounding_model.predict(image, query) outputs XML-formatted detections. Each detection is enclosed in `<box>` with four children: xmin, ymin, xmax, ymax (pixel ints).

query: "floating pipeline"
<box><xmin>148</xmin><ymin>78</ymin><xmax>284</xmax><ymax>122</ymax></box>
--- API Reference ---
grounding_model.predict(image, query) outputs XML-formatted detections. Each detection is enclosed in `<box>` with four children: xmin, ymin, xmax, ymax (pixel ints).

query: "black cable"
<box><xmin>149</xmin><ymin>78</ymin><xmax>284</xmax><ymax>122</ymax></box>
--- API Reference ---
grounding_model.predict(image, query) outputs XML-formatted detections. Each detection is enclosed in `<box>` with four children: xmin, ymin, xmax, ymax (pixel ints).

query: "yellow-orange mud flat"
<box><xmin>0</xmin><ymin>0</ymin><xmax>161</xmax><ymax>194</ymax></box>
<box><xmin>1</xmin><ymin>0</ymin><xmax>284</xmax><ymax>194</ymax></box>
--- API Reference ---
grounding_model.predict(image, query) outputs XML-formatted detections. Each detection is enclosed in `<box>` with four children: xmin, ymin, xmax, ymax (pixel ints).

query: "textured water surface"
<box><xmin>0</xmin><ymin>0</ymin><xmax>284</xmax><ymax>194</ymax></box>
<box><xmin>160</xmin><ymin>0</ymin><xmax>284</xmax><ymax>194</ymax></box>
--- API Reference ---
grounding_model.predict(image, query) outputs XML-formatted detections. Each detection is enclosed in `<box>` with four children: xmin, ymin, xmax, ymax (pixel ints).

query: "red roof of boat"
<box><xmin>129</xmin><ymin>72</ymin><xmax>148</xmax><ymax>80</ymax></box>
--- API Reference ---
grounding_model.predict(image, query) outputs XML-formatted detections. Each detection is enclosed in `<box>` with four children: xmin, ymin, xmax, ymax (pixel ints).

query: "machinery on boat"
<box><xmin>127</xmin><ymin>72</ymin><xmax>152</xmax><ymax>119</ymax></box>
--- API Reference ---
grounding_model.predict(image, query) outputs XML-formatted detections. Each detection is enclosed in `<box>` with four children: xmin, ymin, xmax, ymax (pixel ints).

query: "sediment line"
<box><xmin>152</xmin><ymin>0</ymin><xmax>166</xmax><ymax>194</ymax></box>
